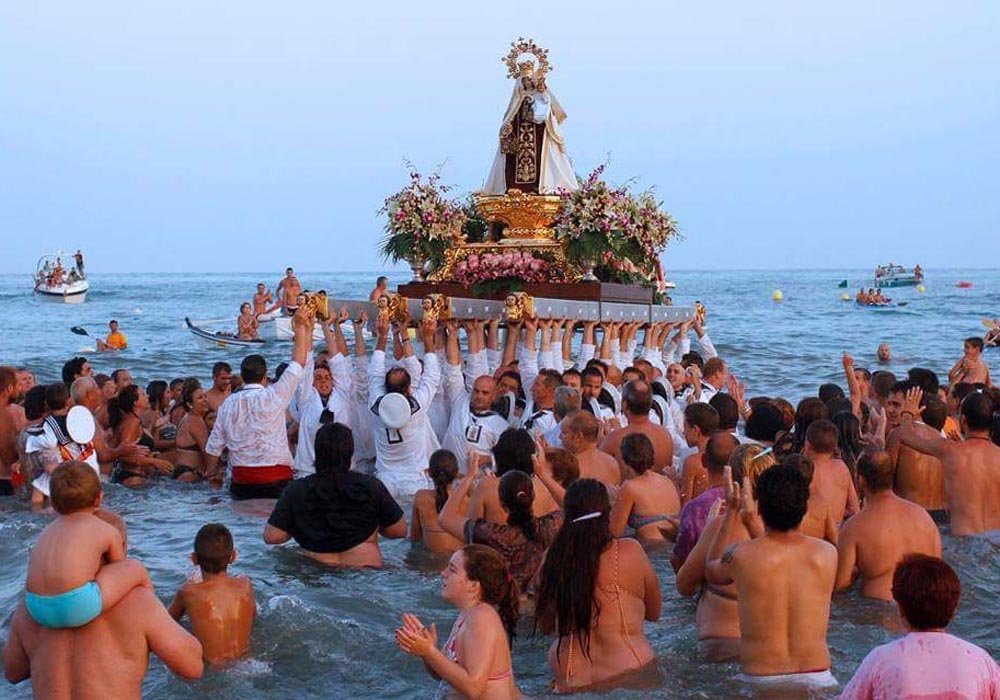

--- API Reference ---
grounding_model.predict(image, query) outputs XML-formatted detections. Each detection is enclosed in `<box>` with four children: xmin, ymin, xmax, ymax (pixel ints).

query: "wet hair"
<box><xmin>553</xmin><ymin>386</ymin><xmax>581</xmax><ymax>420</ymax></box>
<box><xmin>240</xmin><ymin>354</ymin><xmax>267</xmax><ymax>383</ymax></box>
<box><xmin>907</xmin><ymin>368</ymin><xmax>940</xmax><ymax>397</ymax></box>
<box><xmin>730</xmin><ymin>443</ymin><xmax>775</xmax><ymax>488</ymax></box>
<box><xmin>892</xmin><ymin>554</ymin><xmax>961</xmax><ymax>631</ymax></box>
<box><xmin>314</xmin><ymin>422</ymin><xmax>354</xmax><ymax>476</ymax></box>
<box><xmin>146</xmin><ymin>380</ymin><xmax>168</xmax><ymax>411</ymax></box>
<box><xmin>534</xmin><ymin>479</ymin><xmax>612</xmax><ymax>662</ymax></box>
<box><xmin>709</xmin><ymin>393</ymin><xmax>739</xmax><ymax>431</ymax></box>
<box><xmin>24</xmin><ymin>385</ymin><xmax>47</xmax><ymax>421</ymax></box>
<box><xmin>755</xmin><ymin>463</ymin><xmax>808</xmax><ymax>532</ymax></box>
<box><xmin>857</xmin><ymin>449</ymin><xmax>894</xmax><ymax>492</ymax></box>
<box><xmin>703</xmin><ymin>432</ymin><xmax>738</xmax><ymax>474</ymax></box>
<box><xmin>920</xmin><ymin>395</ymin><xmax>948</xmax><ymax>432</ymax></box>
<box><xmin>830</xmin><ymin>412</ymin><xmax>862</xmax><ymax>478</ymax></box>
<box><xmin>964</xmin><ymin>336</ymin><xmax>984</xmax><ymax>352</ymax></box>
<box><xmin>622</xmin><ymin>380</ymin><xmax>652</xmax><ymax>416</ymax></box>
<box><xmin>621</xmin><ymin>433</ymin><xmax>655</xmax><ymax>474</ymax></box>
<box><xmin>744</xmin><ymin>402</ymin><xmax>784</xmax><ymax>443</ymax></box>
<box><xmin>428</xmin><ymin>450</ymin><xmax>459</xmax><ymax>513</ymax></box>
<box><xmin>212</xmin><ymin>361</ymin><xmax>232</xmax><ymax>378</ymax></box>
<box><xmin>782</xmin><ymin>453</ymin><xmax>814</xmax><ymax>485</ymax></box>
<box><xmin>384</xmin><ymin>366</ymin><xmax>411</xmax><ymax>395</ymax></box>
<box><xmin>546</xmin><ymin>448</ymin><xmax>579</xmax><ymax>487</ymax></box>
<box><xmin>461</xmin><ymin>544</ymin><xmax>520</xmax><ymax>645</ymax></box>
<box><xmin>870</xmin><ymin>371</ymin><xmax>898</xmax><ymax>400</ymax></box>
<box><xmin>499</xmin><ymin>470</ymin><xmax>536</xmax><ymax>542</ymax></box>
<box><xmin>805</xmin><ymin>418</ymin><xmax>838</xmax><ymax>455</ymax></box>
<box><xmin>61</xmin><ymin>357</ymin><xmax>88</xmax><ymax>386</ymax></box>
<box><xmin>107</xmin><ymin>385</ymin><xmax>140</xmax><ymax>429</ymax></box>
<box><xmin>50</xmin><ymin>461</ymin><xmax>101</xmax><ymax>514</ymax></box>
<box><xmin>45</xmin><ymin>382</ymin><xmax>70</xmax><ymax>412</ymax></box>
<box><xmin>193</xmin><ymin>523</ymin><xmax>234</xmax><ymax>575</ymax></box>
<box><xmin>181</xmin><ymin>379</ymin><xmax>203</xmax><ymax>411</ymax></box>
<box><xmin>961</xmin><ymin>392</ymin><xmax>994</xmax><ymax>432</ymax></box>
<box><xmin>492</xmin><ymin>428</ymin><xmax>534</xmax><ymax>476</ymax></box>
<box><xmin>684</xmin><ymin>402</ymin><xmax>719</xmax><ymax>435</ymax></box>
<box><xmin>818</xmin><ymin>383</ymin><xmax>845</xmax><ymax>405</ymax></box>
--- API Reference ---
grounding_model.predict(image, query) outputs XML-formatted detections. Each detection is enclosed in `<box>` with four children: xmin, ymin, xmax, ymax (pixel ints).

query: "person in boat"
<box><xmin>534</xmin><ymin>478</ymin><xmax>662</xmax><ymax>692</ymax></box>
<box><xmin>913</xmin><ymin>263</ymin><xmax>923</xmax><ymax>281</ymax></box>
<box><xmin>396</xmin><ymin>544</ymin><xmax>521</xmax><ymax>700</ymax></box>
<box><xmin>985</xmin><ymin>321</ymin><xmax>1000</xmax><ymax>347</ymax></box>
<box><xmin>276</xmin><ymin>267</ymin><xmax>303</xmax><ymax>317</ymax></box>
<box><xmin>855</xmin><ymin>288</ymin><xmax>866</xmax><ymax>304</ymax></box>
<box><xmin>253</xmin><ymin>283</ymin><xmax>281</xmax><ymax>320</ymax></box>
<box><xmin>236</xmin><ymin>303</ymin><xmax>259</xmax><ymax>340</ymax></box>
<box><xmin>74</xmin><ymin>250</ymin><xmax>84</xmax><ymax>275</ymax></box>
<box><xmin>96</xmin><ymin>320</ymin><xmax>128</xmax><ymax>353</ymax></box>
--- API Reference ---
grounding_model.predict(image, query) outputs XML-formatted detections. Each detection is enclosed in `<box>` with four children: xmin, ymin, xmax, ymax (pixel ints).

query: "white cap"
<box><xmin>378</xmin><ymin>393</ymin><xmax>412</xmax><ymax>430</ymax></box>
<box><xmin>66</xmin><ymin>405</ymin><xmax>96</xmax><ymax>443</ymax></box>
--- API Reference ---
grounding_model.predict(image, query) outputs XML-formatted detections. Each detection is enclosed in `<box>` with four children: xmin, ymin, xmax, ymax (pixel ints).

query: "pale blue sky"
<box><xmin>1</xmin><ymin>2</ymin><xmax>997</xmax><ymax>274</ymax></box>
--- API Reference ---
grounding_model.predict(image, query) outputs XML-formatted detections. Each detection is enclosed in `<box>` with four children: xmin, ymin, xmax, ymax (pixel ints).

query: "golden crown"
<box><xmin>503</xmin><ymin>38</ymin><xmax>551</xmax><ymax>80</ymax></box>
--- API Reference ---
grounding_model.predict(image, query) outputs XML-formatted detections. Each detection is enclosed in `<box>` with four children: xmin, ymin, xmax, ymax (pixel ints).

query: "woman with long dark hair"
<box><xmin>396</xmin><ymin>544</ymin><xmax>521</xmax><ymax>699</ymax></box>
<box><xmin>173</xmin><ymin>382</ymin><xmax>210</xmax><ymax>482</ymax></box>
<box><xmin>108</xmin><ymin>385</ymin><xmax>174</xmax><ymax>487</ymax></box>
<box><xmin>467</xmin><ymin>428</ymin><xmax>559</xmax><ymax>523</ymax></box>
<box><xmin>439</xmin><ymin>451</ymin><xmax>562</xmax><ymax>594</ymax></box>
<box><xmin>411</xmin><ymin>449</ymin><xmax>465</xmax><ymax>553</ymax></box>
<box><xmin>264</xmin><ymin>422</ymin><xmax>406</xmax><ymax>567</ymax></box>
<box><xmin>534</xmin><ymin>479</ymin><xmax>661</xmax><ymax>692</ymax></box>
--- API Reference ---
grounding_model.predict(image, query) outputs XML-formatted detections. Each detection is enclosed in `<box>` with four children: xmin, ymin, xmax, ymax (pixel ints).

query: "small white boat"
<box><xmin>185</xmin><ymin>318</ymin><xmax>267</xmax><ymax>349</ymax></box>
<box><xmin>33</xmin><ymin>252</ymin><xmax>88</xmax><ymax>303</ymax></box>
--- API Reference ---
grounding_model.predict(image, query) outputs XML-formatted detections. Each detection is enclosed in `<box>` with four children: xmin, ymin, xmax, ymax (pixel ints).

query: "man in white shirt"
<box><xmin>368</xmin><ymin>315</ymin><xmax>441</xmax><ymax>497</ymax></box>
<box><xmin>292</xmin><ymin>318</ymin><xmax>353</xmax><ymax>477</ymax></box>
<box><xmin>205</xmin><ymin>309</ymin><xmax>313</xmax><ymax>499</ymax></box>
<box><xmin>441</xmin><ymin>323</ymin><xmax>507</xmax><ymax>470</ymax></box>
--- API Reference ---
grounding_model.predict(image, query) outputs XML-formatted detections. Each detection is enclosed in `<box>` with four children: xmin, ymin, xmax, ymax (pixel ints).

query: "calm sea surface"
<box><xmin>1</xmin><ymin>268</ymin><xmax>998</xmax><ymax>699</ymax></box>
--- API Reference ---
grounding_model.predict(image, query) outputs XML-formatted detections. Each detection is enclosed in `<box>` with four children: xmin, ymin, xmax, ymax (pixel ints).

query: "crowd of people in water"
<box><xmin>2</xmin><ymin>281</ymin><xmax>1000</xmax><ymax>699</ymax></box>
<box><xmin>854</xmin><ymin>288</ymin><xmax>893</xmax><ymax>307</ymax></box>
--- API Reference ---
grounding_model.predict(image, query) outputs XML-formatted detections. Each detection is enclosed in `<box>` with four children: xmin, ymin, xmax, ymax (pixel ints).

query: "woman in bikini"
<box><xmin>675</xmin><ymin>444</ymin><xmax>776</xmax><ymax>661</ymax></box>
<box><xmin>237</xmin><ymin>302</ymin><xmax>259</xmax><ymax>340</ymax></box>
<box><xmin>610</xmin><ymin>433</ymin><xmax>681</xmax><ymax>542</ymax></box>
<box><xmin>396</xmin><ymin>544</ymin><xmax>521</xmax><ymax>700</ymax></box>
<box><xmin>534</xmin><ymin>479</ymin><xmax>662</xmax><ymax>692</ymax></box>
<box><xmin>411</xmin><ymin>450</ymin><xmax>466</xmax><ymax>554</ymax></box>
<box><xmin>108</xmin><ymin>385</ymin><xmax>174</xmax><ymax>488</ymax></box>
<box><xmin>173</xmin><ymin>383</ymin><xmax>210</xmax><ymax>482</ymax></box>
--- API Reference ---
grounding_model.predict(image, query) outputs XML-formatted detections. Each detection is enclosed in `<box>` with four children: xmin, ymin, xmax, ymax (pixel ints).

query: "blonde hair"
<box><xmin>729</xmin><ymin>443</ymin><xmax>776</xmax><ymax>490</ymax></box>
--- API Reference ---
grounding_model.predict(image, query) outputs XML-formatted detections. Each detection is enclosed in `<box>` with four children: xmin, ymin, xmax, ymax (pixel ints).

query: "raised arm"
<box><xmin>897</xmin><ymin>387</ymin><xmax>953</xmax><ymax>460</ymax></box>
<box><xmin>842</xmin><ymin>353</ymin><xmax>863</xmax><ymax>419</ymax></box>
<box><xmin>438</xmin><ymin>453</ymin><xmax>480</xmax><ymax>541</ymax></box>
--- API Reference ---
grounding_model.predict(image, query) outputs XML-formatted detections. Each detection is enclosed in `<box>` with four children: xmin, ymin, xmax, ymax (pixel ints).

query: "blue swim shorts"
<box><xmin>25</xmin><ymin>581</ymin><xmax>102</xmax><ymax>629</ymax></box>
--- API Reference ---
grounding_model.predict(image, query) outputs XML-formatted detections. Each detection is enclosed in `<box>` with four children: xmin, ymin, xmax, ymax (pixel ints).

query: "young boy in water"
<box><xmin>948</xmin><ymin>336</ymin><xmax>992</xmax><ymax>386</ymax></box>
<box><xmin>169</xmin><ymin>523</ymin><xmax>256</xmax><ymax>664</ymax></box>
<box><xmin>25</xmin><ymin>461</ymin><xmax>151</xmax><ymax>628</ymax></box>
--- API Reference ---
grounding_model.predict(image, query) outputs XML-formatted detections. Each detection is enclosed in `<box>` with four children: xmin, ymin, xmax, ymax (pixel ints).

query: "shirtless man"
<box><xmin>276</xmin><ymin>267</ymin><xmax>302</xmax><ymax>316</ymax></box>
<box><xmin>559</xmin><ymin>410</ymin><xmax>621</xmax><ymax>487</ymax></box>
<box><xmin>600</xmin><ymin>380</ymin><xmax>674</xmax><ymax>480</ymax></box>
<box><xmin>4</xmin><ymin>586</ymin><xmax>203</xmax><ymax>697</ymax></box>
<box><xmin>369</xmin><ymin>275</ymin><xmax>389</xmax><ymax>302</ymax></box>
<box><xmin>948</xmin><ymin>336</ymin><xmax>992</xmax><ymax>386</ymax></box>
<box><xmin>835</xmin><ymin>450</ymin><xmax>941</xmax><ymax>601</ymax></box>
<box><xmin>897</xmin><ymin>388</ymin><xmax>1000</xmax><ymax>536</ymax></box>
<box><xmin>706</xmin><ymin>464</ymin><xmax>838</xmax><ymax>691</ymax></box>
<box><xmin>887</xmin><ymin>393</ymin><xmax>947</xmax><ymax>517</ymax></box>
<box><xmin>205</xmin><ymin>362</ymin><xmax>232</xmax><ymax>412</ymax></box>
<box><xmin>0</xmin><ymin>367</ymin><xmax>19</xmax><ymax>494</ymax></box>
<box><xmin>253</xmin><ymin>283</ymin><xmax>280</xmax><ymax>319</ymax></box>
<box><xmin>803</xmin><ymin>419</ymin><xmax>859</xmax><ymax>523</ymax></box>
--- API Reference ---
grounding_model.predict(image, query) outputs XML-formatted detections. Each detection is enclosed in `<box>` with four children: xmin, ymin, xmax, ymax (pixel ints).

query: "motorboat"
<box><xmin>33</xmin><ymin>252</ymin><xmax>88</xmax><ymax>303</ymax></box>
<box><xmin>873</xmin><ymin>264</ymin><xmax>923</xmax><ymax>288</ymax></box>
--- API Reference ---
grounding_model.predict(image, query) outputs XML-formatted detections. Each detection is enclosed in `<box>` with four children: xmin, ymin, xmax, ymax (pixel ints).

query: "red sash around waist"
<box><xmin>231</xmin><ymin>465</ymin><xmax>293</xmax><ymax>484</ymax></box>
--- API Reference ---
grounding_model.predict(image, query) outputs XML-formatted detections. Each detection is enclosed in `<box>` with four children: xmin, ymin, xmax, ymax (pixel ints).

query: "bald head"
<box><xmin>858</xmin><ymin>449</ymin><xmax>894</xmax><ymax>492</ymax></box>
<box><xmin>563</xmin><ymin>410</ymin><xmax>601</xmax><ymax>444</ymax></box>
<box><xmin>471</xmin><ymin>375</ymin><xmax>497</xmax><ymax>412</ymax></box>
<box><xmin>622</xmin><ymin>379</ymin><xmax>652</xmax><ymax>417</ymax></box>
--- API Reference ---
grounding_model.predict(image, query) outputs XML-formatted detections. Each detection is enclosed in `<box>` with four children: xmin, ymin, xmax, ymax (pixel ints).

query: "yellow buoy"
<box><xmin>841</xmin><ymin>293</ymin><xmax>851</xmax><ymax>301</ymax></box>
<box><xmin>917</xmin><ymin>285</ymin><xmax>925</xmax><ymax>293</ymax></box>
<box><xmin>772</xmin><ymin>289</ymin><xmax>784</xmax><ymax>302</ymax></box>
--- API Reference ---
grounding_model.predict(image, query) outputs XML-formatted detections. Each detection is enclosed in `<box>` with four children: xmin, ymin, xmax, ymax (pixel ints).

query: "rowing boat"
<box><xmin>184</xmin><ymin>318</ymin><xmax>266</xmax><ymax>349</ymax></box>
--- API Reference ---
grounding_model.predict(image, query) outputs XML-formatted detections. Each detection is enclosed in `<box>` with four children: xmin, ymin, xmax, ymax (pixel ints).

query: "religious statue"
<box><xmin>484</xmin><ymin>39</ymin><xmax>578</xmax><ymax>196</ymax></box>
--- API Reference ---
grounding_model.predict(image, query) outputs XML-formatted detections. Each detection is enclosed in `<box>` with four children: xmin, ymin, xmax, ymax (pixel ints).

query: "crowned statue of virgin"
<box><xmin>484</xmin><ymin>41</ymin><xmax>578</xmax><ymax>195</ymax></box>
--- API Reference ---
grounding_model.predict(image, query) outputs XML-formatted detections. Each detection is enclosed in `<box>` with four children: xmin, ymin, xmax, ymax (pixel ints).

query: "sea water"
<box><xmin>0</xmin><ymin>268</ymin><xmax>998</xmax><ymax>699</ymax></box>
